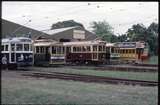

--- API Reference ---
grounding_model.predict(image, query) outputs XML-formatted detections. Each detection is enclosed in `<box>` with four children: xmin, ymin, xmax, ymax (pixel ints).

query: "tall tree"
<box><xmin>51</xmin><ymin>20</ymin><xmax>84</xmax><ymax>30</ymax></box>
<box><xmin>146</xmin><ymin>22</ymin><xmax>158</xmax><ymax>55</ymax></box>
<box><xmin>126</xmin><ymin>24</ymin><xmax>147</xmax><ymax>41</ymax></box>
<box><xmin>91</xmin><ymin>20</ymin><xmax>115</xmax><ymax>42</ymax></box>
<box><xmin>117</xmin><ymin>34</ymin><xmax>128</xmax><ymax>42</ymax></box>
<box><xmin>126</xmin><ymin>22</ymin><xmax>158</xmax><ymax>55</ymax></box>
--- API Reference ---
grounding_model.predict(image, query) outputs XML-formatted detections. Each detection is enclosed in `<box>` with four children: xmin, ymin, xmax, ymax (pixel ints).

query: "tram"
<box><xmin>63</xmin><ymin>40</ymin><xmax>106</xmax><ymax>64</ymax></box>
<box><xmin>113</xmin><ymin>41</ymin><xmax>149</xmax><ymax>63</ymax></box>
<box><xmin>1</xmin><ymin>37</ymin><xmax>33</xmax><ymax>69</ymax></box>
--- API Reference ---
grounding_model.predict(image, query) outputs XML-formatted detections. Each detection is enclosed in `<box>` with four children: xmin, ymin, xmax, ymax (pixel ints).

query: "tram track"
<box><xmin>22</xmin><ymin>71</ymin><xmax>158</xmax><ymax>87</ymax></box>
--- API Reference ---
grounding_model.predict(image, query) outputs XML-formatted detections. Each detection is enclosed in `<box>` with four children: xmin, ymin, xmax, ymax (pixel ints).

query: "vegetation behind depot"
<box><xmin>90</xmin><ymin>20</ymin><xmax>158</xmax><ymax>56</ymax></box>
<box><xmin>51</xmin><ymin>20</ymin><xmax>158</xmax><ymax>55</ymax></box>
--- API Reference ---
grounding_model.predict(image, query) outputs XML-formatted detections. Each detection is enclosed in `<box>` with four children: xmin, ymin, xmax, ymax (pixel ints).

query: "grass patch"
<box><xmin>1</xmin><ymin>74</ymin><xmax>158</xmax><ymax>105</ymax></box>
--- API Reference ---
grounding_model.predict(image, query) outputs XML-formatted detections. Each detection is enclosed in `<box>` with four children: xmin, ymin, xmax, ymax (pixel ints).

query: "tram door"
<box><xmin>10</xmin><ymin>44</ymin><xmax>16</xmax><ymax>63</ymax></box>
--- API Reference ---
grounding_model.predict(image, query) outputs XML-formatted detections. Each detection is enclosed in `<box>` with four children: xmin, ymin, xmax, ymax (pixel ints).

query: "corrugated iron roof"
<box><xmin>43</xmin><ymin>26</ymin><xmax>78</xmax><ymax>35</ymax></box>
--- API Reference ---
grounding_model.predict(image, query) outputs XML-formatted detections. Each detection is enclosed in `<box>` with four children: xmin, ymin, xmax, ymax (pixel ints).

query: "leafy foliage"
<box><xmin>91</xmin><ymin>21</ymin><xmax>158</xmax><ymax>55</ymax></box>
<box><xmin>91</xmin><ymin>20</ymin><xmax>117</xmax><ymax>42</ymax></box>
<box><xmin>51</xmin><ymin>20</ymin><xmax>84</xmax><ymax>29</ymax></box>
<box><xmin>126</xmin><ymin>22</ymin><xmax>158</xmax><ymax>55</ymax></box>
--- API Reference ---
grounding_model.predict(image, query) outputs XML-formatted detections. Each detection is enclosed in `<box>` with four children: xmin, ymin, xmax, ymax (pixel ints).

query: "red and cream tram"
<box><xmin>63</xmin><ymin>40</ymin><xmax>106</xmax><ymax>64</ymax></box>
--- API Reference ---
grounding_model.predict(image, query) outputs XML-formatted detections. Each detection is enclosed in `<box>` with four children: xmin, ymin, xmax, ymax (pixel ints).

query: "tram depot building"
<box><xmin>2</xmin><ymin>19</ymin><xmax>98</xmax><ymax>42</ymax></box>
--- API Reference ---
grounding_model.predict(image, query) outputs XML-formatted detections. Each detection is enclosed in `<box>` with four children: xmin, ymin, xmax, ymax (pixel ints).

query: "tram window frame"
<box><xmin>11</xmin><ymin>44</ymin><xmax>15</xmax><ymax>51</ymax></box>
<box><xmin>87</xmin><ymin>46</ymin><xmax>91</xmax><ymax>52</ymax></box>
<box><xmin>30</xmin><ymin>44</ymin><xmax>32</xmax><ymax>51</ymax></box>
<box><xmin>62</xmin><ymin>47</ymin><xmax>65</xmax><ymax>54</ymax></box>
<box><xmin>66</xmin><ymin>47</ymin><xmax>71</xmax><ymax>53</ymax></box>
<box><xmin>57</xmin><ymin>46</ymin><xmax>61</xmax><ymax>54</ymax></box>
<box><xmin>73</xmin><ymin>46</ymin><xmax>76</xmax><ymax>52</ymax></box>
<box><xmin>111</xmin><ymin>47</ymin><xmax>114</xmax><ymax>53</ymax></box>
<box><xmin>24</xmin><ymin>44</ymin><xmax>29</xmax><ymax>51</ymax></box>
<box><xmin>1</xmin><ymin>45</ymin><xmax>5</xmax><ymax>51</ymax></box>
<box><xmin>122</xmin><ymin>49</ymin><xmax>125</xmax><ymax>53</ymax></box>
<box><xmin>126</xmin><ymin>50</ymin><xmax>128</xmax><ymax>53</ymax></box>
<box><xmin>36</xmin><ymin>46</ymin><xmax>40</xmax><ymax>53</ymax></box>
<box><xmin>16</xmin><ymin>44</ymin><xmax>23</xmax><ymax>51</ymax></box>
<box><xmin>52</xmin><ymin>46</ymin><xmax>56</xmax><ymax>54</ymax></box>
<box><xmin>93</xmin><ymin>45</ymin><xmax>97</xmax><ymax>51</ymax></box>
<box><xmin>99</xmin><ymin>46</ymin><xmax>102</xmax><ymax>51</ymax></box>
<box><xmin>102</xmin><ymin>46</ymin><xmax>105</xmax><ymax>51</ymax></box>
<box><xmin>133</xmin><ymin>49</ymin><xmax>135</xmax><ymax>53</ymax></box>
<box><xmin>5</xmin><ymin>45</ymin><xmax>8</xmax><ymax>51</ymax></box>
<box><xmin>82</xmin><ymin>46</ymin><xmax>87</xmax><ymax>52</ymax></box>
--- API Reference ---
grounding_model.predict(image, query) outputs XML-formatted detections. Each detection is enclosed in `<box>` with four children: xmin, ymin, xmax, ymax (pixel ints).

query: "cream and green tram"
<box><xmin>33</xmin><ymin>39</ymin><xmax>66</xmax><ymax>66</ymax></box>
<box><xmin>50</xmin><ymin>43</ymin><xmax>66</xmax><ymax>65</ymax></box>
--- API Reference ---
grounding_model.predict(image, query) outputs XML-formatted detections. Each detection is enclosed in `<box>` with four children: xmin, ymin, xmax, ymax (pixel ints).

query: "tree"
<box><xmin>146</xmin><ymin>22</ymin><xmax>158</xmax><ymax>55</ymax></box>
<box><xmin>91</xmin><ymin>20</ymin><xmax>115</xmax><ymax>42</ymax></box>
<box><xmin>126</xmin><ymin>24</ymin><xmax>147</xmax><ymax>41</ymax></box>
<box><xmin>51</xmin><ymin>20</ymin><xmax>84</xmax><ymax>30</ymax></box>
<box><xmin>126</xmin><ymin>22</ymin><xmax>158</xmax><ymax>55</ymax></box>
<box><xmin>117</xmin><ymin>34</ymin><xmax>128</xmax><ymax>42</ymax></box>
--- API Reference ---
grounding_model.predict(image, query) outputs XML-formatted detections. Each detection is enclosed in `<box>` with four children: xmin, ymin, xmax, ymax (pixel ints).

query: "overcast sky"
<box><xmin>2</xmin><ymin>2</ymin><xmax>158</xmax><ymax>35</ymax></box>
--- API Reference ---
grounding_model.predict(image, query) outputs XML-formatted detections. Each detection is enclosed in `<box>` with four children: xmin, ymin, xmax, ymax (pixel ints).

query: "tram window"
<box><xmin>24</xmin><ymin>44</ymin><xmax>29</xmax><ymax>51</ymax></box>
<box><xmin>1</xmin><ymin>45</ymin><xmax>4</xmax><ymax>51</ymax></box>
<box><xmin>5</xmin><ymin>45</ymin><xmax>8</xmax><ymax>51</ymax></box>
<box><xmin>111</xmin><ymin>47</ymin><xmax>114</xmax><ymax>53</ymax></box>
<box><xmin>57</xmin><ymin>46</ymin><xmax>61</xmax><ymax>54</ymax></box>
<box><xmin>73</xmin><ymin>47</ymin><xmax>76</xmax><ymax>52</ymax></box>
<box><xmin>87</xmin><ymin>46</ymin><xmax>90</xmax><ymax>51</ymax></box>
<box><xmin>11</xmin><ymin>44</ymin><xmax>15</xmax><ymax>51</ymax></box>
<box><xmin>77</xmin><ymin>47</ymin><xmax>79</xmax><ymax>52</ymax></box>
<box><xmin>122</xmin><ymin>49</ymin><xmax>125</xmax><ymax>53</ymax></box>
<box><xmin>103</xmin><ymin>46</ymin><xmax>105</xmax><ymax>51</ymax></box>
<box><xmin>41</xmin><ymin>47</ymin><xmax>45</xmax><ymax>53</ymax></box>
<box><xmin>114</xmin><ymin>48</ymin><xmax>117</xmax><ymax>53</ymax></box>
<box><xmin>126</xmin><ymin>50</ymin><xmax>128</xmax><ymax>53</ymax></box>
<box><xmin>117</xmin><ymin>49</ymin><xmax>119</xmax><ymax>53</ymax></box>
<box><xmin>40</xmin><ymin>47</ymin><xmax>42</xmax><ymax>53</ymax></box>
<box><xmin>133</xmin><ymin>49</ymin><xmax>135</xmax><ymax>53</ymax></box>
<box><xmin>106</xmin><ymin>47</ymin><xmax>109</xmax><ymax>53</ymax></box>
<box><xmin>66</xmin><ymin>47</ymin><xmax>71</xmax><ymax>53</ymax></box>
<box><xmin>119</xmin><ymin>50</ymin><xmax>121</xmax><ymax>53</ymax></box>
<box><xmin>93</xmin><ymin>46</ymin><xmax>97</xmax><ymax>51</ymax></box>
<box><xmin>99</xmin><ymin>46</ymin><xmax>102</xmax><ymax>51</ymax></box>
<box><xmin>62</xmin><ymin>47</ymin><xmax>65</xmax><ymax>54</ymax></box>
<box><xmin>16</xmin><ymin>44</ymin><xmax>23</xmax><ymax>51</ymax></box>
<box><xmin>52</xmin><ymin>46</ymin><xmax>56</xmax><ymax>54</ymax></box>
<box><xmin>82</xmin><ymin>46</ymin><xmax>87</xmax><ymax>52</ymax></box>
<box><xmin>36</xmin><ymin>46</ymin><xmax>39</xmax><ymax>53</ymax></box>
<box><xmin>115</xmin><ymin>49</ymin><xmax>117</xmax><ymax>53</ymax></box>
<box><xmin>30</xmin><ymin>45</ymin><xmax>32</xmax><ymax>51</ymax></box>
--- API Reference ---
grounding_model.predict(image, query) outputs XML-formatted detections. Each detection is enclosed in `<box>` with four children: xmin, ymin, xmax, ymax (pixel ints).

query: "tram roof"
<box><xmin>43</xmin><ymin>26</ymin><xmax>78</xmax><ymax>35</ymax></box>
<box><xmin>63</xmin><ymin>40</ymin><xmax>106</xmax><ymax>46</ymax></box>
<box><xmin>33</xmin><ymin>41</ymin><xmax>62</xmax><ymax>46</ymax></box>
<box><xmin>106</xmin><ymin>43</ymin><xmax>115</xmax><ymax>47</ymax></box>
<box><xmin>114</xmin><ymin>41</ymin><xmax>145</xmax><ymax>48</ymax></box>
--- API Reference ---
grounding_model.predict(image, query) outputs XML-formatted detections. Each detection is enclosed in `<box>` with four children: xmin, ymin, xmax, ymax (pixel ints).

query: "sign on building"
<box><xmin>73</xmin><ymin>30</ymin><xmax>85</xmax><ymax>39</ymax></box>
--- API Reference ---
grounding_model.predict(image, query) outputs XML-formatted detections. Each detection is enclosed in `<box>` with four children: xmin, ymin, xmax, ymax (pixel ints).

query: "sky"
<box><xmin>2</xmin><ymin>2</ymin><xmax>158</xmax><ymax>35</ymax></box>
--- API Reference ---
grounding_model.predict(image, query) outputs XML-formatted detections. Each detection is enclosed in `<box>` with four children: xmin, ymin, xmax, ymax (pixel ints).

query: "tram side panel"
<box><xmin>34</xmin><ymin>46</ymin><xmax>50</xmax><ymax>66</ymax></box>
